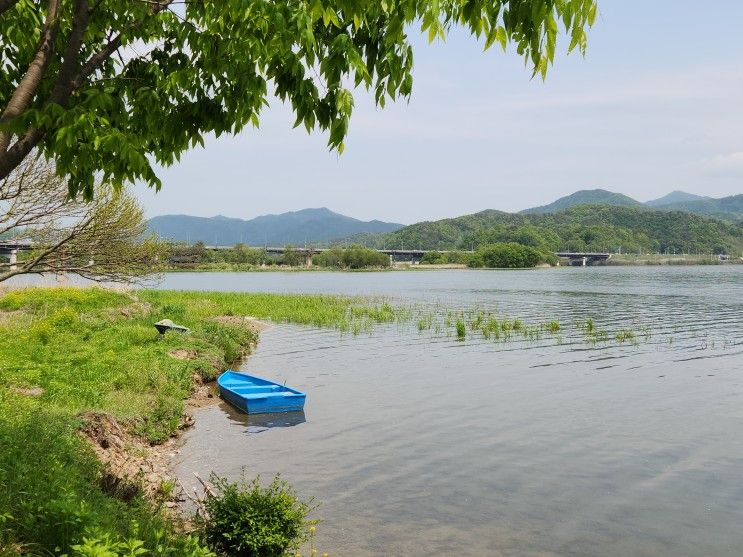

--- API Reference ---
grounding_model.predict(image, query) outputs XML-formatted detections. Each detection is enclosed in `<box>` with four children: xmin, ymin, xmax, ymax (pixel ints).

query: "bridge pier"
<box><xmin>555</xmin><ymin>252</ymin><xmax>612</xmax><ymax>266</ymax></box>
<box><xmin>9</xmin><ymin>249</ymin><xmax>17</xmax><ymax>271</ymax></box>
<box><xmin>305</xmin><ymin>253</ymin><xmax>313</xmax><ymax>267</ymax></box>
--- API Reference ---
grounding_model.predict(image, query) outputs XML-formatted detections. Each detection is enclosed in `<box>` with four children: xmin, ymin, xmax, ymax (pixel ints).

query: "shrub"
<box><xmin>202</xmin><ymin>475</ymin><xmax>314</xmax><ymax>557</ymax></box>
<box><xmin>420</xmin><ymin>251</ymin><xmax>444</xmax><ymax>264</ymax></box>
<box><xmin>65</xmin><ymin>530</ymin><xmax>214</xmax><ymax>557</ymax></box>
<box><xmin>313</xmin><ymin>246</ymin><xmax>390</xmax><ymax>269</ymax></box>
<box><xmin>468</xmin><ymin>242</ymin><xmax>554</xmax><ymax>268</ymax></box>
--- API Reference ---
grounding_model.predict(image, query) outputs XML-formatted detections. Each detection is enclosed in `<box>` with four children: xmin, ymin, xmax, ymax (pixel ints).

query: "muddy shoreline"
<box><xmin>81</xmin><ymin>316</ymin><xmax>273</xmax><ymax>506</ymax></box>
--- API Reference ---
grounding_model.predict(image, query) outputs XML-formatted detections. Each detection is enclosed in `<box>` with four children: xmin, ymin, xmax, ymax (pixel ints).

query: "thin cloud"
<box><xmin>707</xmin><ymin>151</ymin><xmax>743</xmax><ymax>171</ymax></box>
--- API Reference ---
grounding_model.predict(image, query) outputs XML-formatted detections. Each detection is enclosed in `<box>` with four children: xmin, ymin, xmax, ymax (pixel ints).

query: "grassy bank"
<box><xmin>600</xmin><ymin>254</ymin><xmax>743</xmax><ymax>265</ymax></box>
<box><xmin>163</xmin><ymin>263</ymin><xmax>392</xmax><ymax>272</ymax></box>
<box><xmin>0</xmin><ymin>287</ymin><xmax>403</xmax><ymax>555</ymax></box>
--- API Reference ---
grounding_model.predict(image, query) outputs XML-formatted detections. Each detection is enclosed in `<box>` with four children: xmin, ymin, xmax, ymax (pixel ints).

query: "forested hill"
<box><xmin>518</xmin><ymin>189</ymin><xmax>743</xmax><ymax>222</ymax></box>
<box><xmin>521</xmin><ymin>189</ymin><xmax>643</xmax><ymax>214</ymax></box>
<box><xmin>357</xmin><ymin>205</ymin><xmax>743</xmax><ymax>254</ymax></box>
<box><xmin>645</xmin><ymin>191</ymin><xmax>709</xmax><ymax>207</ymax></box>
<box><xmin>646</xmin><ymin>194</ymin><xmax>743</xmax><ymax>222</ymax></box>
<box><xmin>148</xmin><ymin>208</ymin><xmax>403</xmax><ymax>245</ymax></box>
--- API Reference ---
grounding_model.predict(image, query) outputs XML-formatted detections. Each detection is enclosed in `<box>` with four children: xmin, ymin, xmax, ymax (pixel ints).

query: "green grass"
<box><xmin>0</xmin><ymin>286</ymin><xmax>405</xmax><ymax>555</ymax></box>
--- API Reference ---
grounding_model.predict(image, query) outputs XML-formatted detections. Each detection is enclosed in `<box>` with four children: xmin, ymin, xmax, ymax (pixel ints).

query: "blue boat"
<box><xmin>217</xmin><ymin>371</ymin><xmax>306</xmax><ymax>414</ymax></box>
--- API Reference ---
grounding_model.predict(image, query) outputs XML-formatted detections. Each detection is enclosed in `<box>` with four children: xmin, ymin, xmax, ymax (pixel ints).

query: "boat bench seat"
<box><xmin>229</xmin><ymin>385</ymin><xmax>282</xmax><ymax>394</ymax></box>
<box><xmin>244</xmin><ymin>391</ymin><xmax>295</xmax><ymax>398</ymax></box>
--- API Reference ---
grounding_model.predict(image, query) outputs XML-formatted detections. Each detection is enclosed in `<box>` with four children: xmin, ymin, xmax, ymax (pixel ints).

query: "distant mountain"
<box><xmin>646</xmin><ymin>191</ymin><xmax>710</xmax><ymax>207</ymax></box>
<box><xmin>148</xmin><ymin>208</ymin><xmax>404</xmax><ymax>245</ymax></box>
<box><xmin>519</xmin><ymin>188</ymin><xmax>742</xmax><ymax>223</ymax></box>
<box><xmin>648</xmin><ymin>194</ymin><xmax>743</xmax><ymax>222</ymax></box>
<box><xmin>521</xmin><ymin>189</ymin><xmax>644</xmax><ymax>214</ymax></box>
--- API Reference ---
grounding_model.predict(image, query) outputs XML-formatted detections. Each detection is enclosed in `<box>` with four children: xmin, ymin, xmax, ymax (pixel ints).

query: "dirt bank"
<box><xmin>79</xmin><ymin>317</ymin><xmax>271</xmax><ymax>505</ymax></box>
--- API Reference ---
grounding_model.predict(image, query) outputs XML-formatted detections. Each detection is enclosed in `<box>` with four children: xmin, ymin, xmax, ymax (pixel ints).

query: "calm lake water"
<box><xmin>164</xmin><ymin>268</ymin><xmax>743</xmax><ymax>556</ymax></box>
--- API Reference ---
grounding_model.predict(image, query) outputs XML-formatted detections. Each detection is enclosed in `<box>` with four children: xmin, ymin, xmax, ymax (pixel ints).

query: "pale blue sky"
<box><xmin>138</xmin><ymin>1</ymin><xmax>743</xmax><ymax>224</ymax></box>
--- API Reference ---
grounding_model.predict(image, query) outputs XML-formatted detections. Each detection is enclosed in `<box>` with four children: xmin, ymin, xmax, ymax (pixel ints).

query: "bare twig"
<box><xmin>0</xmin><ymin>155</ymin><xmax>162</xmax><ymax>283</ymax></box>
<box><xmin>194</xmin><ymin>472</ymin><xmax>216</xmax><ymax>498</ymax></box>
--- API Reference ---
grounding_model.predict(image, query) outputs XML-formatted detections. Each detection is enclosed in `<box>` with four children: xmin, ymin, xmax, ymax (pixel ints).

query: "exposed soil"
<box><xmin>212</xmin><ymin>315</ymin><xmax>273</xmax><ymax>333</ymax></box>
<box><xmin>168</xmin><ymin>348</ymin><xmax>198</xmax><ymax>360</ymax></box>
<box><xmin>80</xmin><ymin>411</ymin><xmax>184</xmax><ymax>501</ymax></box>
<box><xmin>0</xmin><ymin>308</ymin><xmax>25</xmax><ymax>325</ymax></box>
<box><xmin>10</xmin><ymin>385</ymin><xmax>44</xmax><ymax>397</ymax></box>
<box><xmin>117</xmin><ymin>301</ymin><xmax>153</xmax><ymax>318</ymax></box>
<box><xmin>187</xmin><ymin>373</ymin><xmax>220</xmax><ymax>410</ymax></box>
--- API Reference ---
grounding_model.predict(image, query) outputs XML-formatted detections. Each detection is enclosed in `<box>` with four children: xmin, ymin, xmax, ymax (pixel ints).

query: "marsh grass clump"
<box><xmin>470</xmin><ymin>311</ymin><xmax>485</xmax><ymax>332</ymax></box>
<box><xmin>615</xmin><ymin>329</ymin><xmax>636</xmax><ymax>344</ymax></box>
<box><xmin>544</xmin><ymin>320</ymin><xmax>561</xmax><ymax>334</ymax></box>
<box><xmin>500</xmin><ymin>319</ymin><xmax>512</xmax><ymax>338</ymax></box>
<box><xmin>585</xmin><ymin>329</ymin><xmax>609</xmax><ymax>345</ymax></box>
<box><xmin>202</xmin><ymin>474</ymin><xmax>314</xmax><ymax>557</ymax></box>
<box><xmin>417</xmin><ymin>312</ymin><xmax>434</xmax><ymax>333</ymax></box>
<box><xmin>485</xmin><ymin>317</ymin><xmax>501</xmax><ymax>340</ymax></box>
<box><xmin>455</xmin><ymin>319</ymin><xmax>466</xmax><ymax>341</ymax></box>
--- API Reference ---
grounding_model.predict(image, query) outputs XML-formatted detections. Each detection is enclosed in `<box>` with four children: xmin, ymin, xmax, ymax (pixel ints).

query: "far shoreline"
<box><xmin>161</xmin><ymin>256</ymin><xmax>743</xmax><ymax>273</ymax></box>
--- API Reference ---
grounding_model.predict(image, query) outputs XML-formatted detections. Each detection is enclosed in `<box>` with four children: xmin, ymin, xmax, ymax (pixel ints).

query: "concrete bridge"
<box><xmin>0</xmin><ymin>240</ymin><xmax>32</xmax><ymax>270</ymax></box>
<box><xmin>555</xmin><ymin>252</ymin><xmax>612</xmax><ymax>266</ymax></box>
<box><xmin>205</xmin><ymin>245</ymin><xmax>612</xmax><ymax>267</ymax></box>
<box><xmin>205</xmin><ymin>245</ymin><xmax>455</xmax><ymax>265</ymax></box>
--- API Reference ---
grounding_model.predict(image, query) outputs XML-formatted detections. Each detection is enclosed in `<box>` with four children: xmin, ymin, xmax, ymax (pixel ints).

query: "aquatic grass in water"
<box><xmin>410</xmin><ymin>303</ymin><xmax>651</xmax><ymax>350</ymax></box>
<box><xmin>615</xmin><ymin>329</ymin><xmax>637</xmax><ymax>344</ymax></box>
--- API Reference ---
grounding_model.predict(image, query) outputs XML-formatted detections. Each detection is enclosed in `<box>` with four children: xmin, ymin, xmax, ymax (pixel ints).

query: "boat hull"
<box><xmin>217</xmin><ymin>371</ymin><xmax>306</xmax><ymax>414</ymax></box>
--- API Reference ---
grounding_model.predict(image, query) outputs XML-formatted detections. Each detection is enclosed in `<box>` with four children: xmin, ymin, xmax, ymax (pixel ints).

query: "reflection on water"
<box><xmin>170</xmin><ymin>268</ymin><xmax>743</xmax><ymax>556</ymax></box>
<box><xmin>244</xmin><ymin>411</ymin><xmax>307</xmax><ymax>433</ymax></box>
<box><xmin>209</xmin><ymin>400</ymin><xmax>306</xmax><ymax>434</ymax></box>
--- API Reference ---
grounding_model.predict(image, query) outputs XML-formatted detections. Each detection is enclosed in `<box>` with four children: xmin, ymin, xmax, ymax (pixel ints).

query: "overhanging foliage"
<box><xmin>1</xmin><ymin>0</ymin><xmax>596</xmax><ymax>198</ymax></box>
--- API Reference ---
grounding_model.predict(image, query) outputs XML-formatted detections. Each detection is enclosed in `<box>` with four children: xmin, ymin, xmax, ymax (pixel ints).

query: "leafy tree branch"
<box><xmin>0</xmin><ymin>0</ymin><xmax>596</xmax><ymax>198</ymax></box>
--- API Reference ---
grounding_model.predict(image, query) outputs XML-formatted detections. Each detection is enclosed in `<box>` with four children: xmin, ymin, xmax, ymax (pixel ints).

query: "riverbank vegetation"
<box><xmin>0</xmin><ymin>287</ymin><xmax>405</xmax><ymax>555</ymax></box>
<box><xmin>167</xmin><ymin>242</ymin><xmax>557</xmax><ymax>271</ymax></box>
<box><xmin>468</xmin><ymin>243</ymin><xmax>557</xmax><ymax>268</ymax></box>
<box><xmin>422</xmin><ymin>243</ymin><xmax>557</xmax><ymax>268</ymax></box>
<box><xmin>165</xmin><ymin>243</ymin><xmax>390</xmax><ymax>271</ymax></box>
<box><xmin>312</xmin><ymin>246</ymin><xmax>389</xmax><ymax>269</ymax></box>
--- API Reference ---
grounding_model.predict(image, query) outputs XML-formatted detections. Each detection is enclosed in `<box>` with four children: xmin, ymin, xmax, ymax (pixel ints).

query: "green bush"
<box><xmin>202</xmin><ymin>475</ymin><xmax>314</xmax><ymax>557</ymax></box>
<box><xmin>468</xmin><ymin>242</ymin><xmax>555</xmax><ymax>268</ymax></box>
<box><xmin>420</xmin><ymin>251</ymin><xmax>472</xmax><ymax>264</ymax></box>
<box><xmin>313</xmin><ymin>246</ymin><xmax>390</xmax><ymax>269</ymax></box>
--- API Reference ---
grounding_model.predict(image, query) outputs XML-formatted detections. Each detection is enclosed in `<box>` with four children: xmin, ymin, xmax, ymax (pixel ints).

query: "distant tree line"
<box><xmin>313</xmin><ymin>246</ymin><xmax>390</xmax><ymax>269</ymax></box>
<box><xmin>165</xmin><ymin>243</ymin><xmax>390</xmax><ymax>269</ymax></box>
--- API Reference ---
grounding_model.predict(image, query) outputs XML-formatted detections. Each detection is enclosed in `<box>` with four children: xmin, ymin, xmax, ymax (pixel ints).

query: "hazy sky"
<box><xmin>137</xmin><ymin>0</ymin><xmax>743</xmax><ymax>224</ymax></box>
